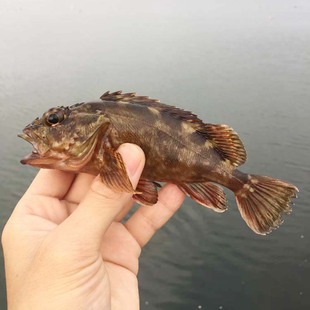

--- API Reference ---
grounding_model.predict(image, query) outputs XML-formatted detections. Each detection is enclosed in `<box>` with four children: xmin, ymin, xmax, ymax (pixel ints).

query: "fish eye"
<box><xmin>46</xmin><ymin>112</ymin><xmax>64</xmax><ymax>126</ymax></box>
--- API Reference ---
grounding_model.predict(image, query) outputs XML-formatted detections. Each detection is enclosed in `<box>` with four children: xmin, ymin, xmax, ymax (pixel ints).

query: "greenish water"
<box><xmin>1</xmin><ymin>1</ymin><xmax>309</xmax><ymax>309</ymax></box>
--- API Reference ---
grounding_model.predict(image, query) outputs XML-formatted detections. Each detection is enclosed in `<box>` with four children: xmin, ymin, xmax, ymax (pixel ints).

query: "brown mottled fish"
<box><xmin>19</xmin><ymin>91</ymin><xmax>298</xmax><ymax>235</ymax></box>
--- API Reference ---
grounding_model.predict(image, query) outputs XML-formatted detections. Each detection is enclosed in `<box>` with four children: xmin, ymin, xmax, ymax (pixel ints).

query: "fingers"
<box><xmin>125</xmin><ymin>183</ymin><xmax>185</xmax><ymax>248</ymax></box>
<box><xmin>64</xmin><ymin>173</ymin><xmax>135</xmax><ymax>217</ymax></box>
<box><xmin>25</xmin><ymin>169</ymin><xmax>76</xmax><ymax>199</ymax></box>
<box><xmin>56</xmin><ymin>144</ymin><xmax>145</xmax><ymax>250</ymax></box>
<box><xmin>64</xmin><ymin>173</ymin><xmax>95</xmax><ymax>204</ymax></box>
<box><xmin>114</xmin><ymin>198</ymin><xmax>135</xmax><ymax>222</ymax></box>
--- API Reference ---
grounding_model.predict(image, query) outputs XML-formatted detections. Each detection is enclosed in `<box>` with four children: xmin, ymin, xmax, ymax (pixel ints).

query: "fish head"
<box><xmin>18</xmin><ymin>104</ymin><xmax>108</xmax><ymax>171</ymax></box>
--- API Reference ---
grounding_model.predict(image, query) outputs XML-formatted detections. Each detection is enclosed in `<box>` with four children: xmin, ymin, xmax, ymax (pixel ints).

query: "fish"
<box><xmin>18</xmin><ymin>91</ymin><xmax>299</xmax><ymax>235</ymax></box>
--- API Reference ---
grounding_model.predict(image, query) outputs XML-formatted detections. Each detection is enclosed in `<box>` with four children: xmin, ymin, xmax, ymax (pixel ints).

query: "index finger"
<box><xmin>125</xmin><ymin>183</ymin><xmax>186</xmax><ymax>247</ymax></box>
<box><xmin>25</xmin><ymin>169</ymin><xmax>76</xmax><ymax>199</ymax></box>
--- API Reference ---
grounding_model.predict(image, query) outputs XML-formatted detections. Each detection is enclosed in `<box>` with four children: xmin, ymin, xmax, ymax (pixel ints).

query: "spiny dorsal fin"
<box><xmin>100</xmin><ymin>90</ymin><xmax>161</xmax><ymax>105</ymax></box>
<box><xmin>100</xmin><ymin>90</ymin><xmax>201</xmax><ymax>120</ymax></box>
<box><xmin>197</xmin><ymin>124</ymin><xmax>247</xmax><ymax>167</ymax></box>
<box><xmin>100</xmin><ymin>91</ymin><xmax>246</xmax><ymax>167</ymax></box>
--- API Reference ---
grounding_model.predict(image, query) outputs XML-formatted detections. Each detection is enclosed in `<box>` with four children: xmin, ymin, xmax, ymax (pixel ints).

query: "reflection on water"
<box><xmin>1</xmin><ymin>1</ymin><xmax>310</xmax><ymax>309</ymax></box>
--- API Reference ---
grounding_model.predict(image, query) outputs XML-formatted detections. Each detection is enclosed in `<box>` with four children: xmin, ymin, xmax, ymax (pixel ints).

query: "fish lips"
<box><xmin>18</xmin><ymin>132</ymin><xmax>44</xmax><ymax>165</ymax></box>
<box><xmin>19</xmin><ymin>151</ymin><xmax>42</xmax><ymax>165</ymax></box>
<box><xmin>18</xmin><ymin>132</ymin><xmax>65</xmax><ymax>167</ymax></box>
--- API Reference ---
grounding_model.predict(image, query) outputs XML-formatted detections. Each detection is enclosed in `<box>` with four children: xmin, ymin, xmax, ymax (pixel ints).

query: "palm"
<box><xmin>14</xmin><ymin>183</ymin><xmax>140</xmax><ymax>308</ymax></box>
<box><xmin>5</xmin><ymin>169</ymin><xmax>185</xmax><ymax>309</ymax></box>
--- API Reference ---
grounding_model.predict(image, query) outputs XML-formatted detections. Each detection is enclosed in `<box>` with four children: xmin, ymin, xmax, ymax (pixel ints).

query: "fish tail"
<box><xmin>234</xmin><ymin>173</ymin><xmax>298</xmax><ymax>235</ymax></box>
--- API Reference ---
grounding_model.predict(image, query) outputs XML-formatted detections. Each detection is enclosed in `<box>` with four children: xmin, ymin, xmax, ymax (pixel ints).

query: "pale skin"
<box><xmin>2</xmin><ymin>143</ymin><xmax>186</xmax><ymax>310</ymax></box>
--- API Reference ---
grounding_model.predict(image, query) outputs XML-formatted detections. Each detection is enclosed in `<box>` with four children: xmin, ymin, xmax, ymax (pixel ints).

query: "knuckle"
<box><xmin>1</xmin><ymin>220</ymin><xmax>20</xmax><ymax>249</ymax></box>
<box><xmin>1</xmin><ymin>223</ymin><xmax>11</xmax><ymax>248</ymax></box>
<box><xmin>140</xmin><ymin>212</ymin><xmax>158</xmax><ymax>234</ymax></box>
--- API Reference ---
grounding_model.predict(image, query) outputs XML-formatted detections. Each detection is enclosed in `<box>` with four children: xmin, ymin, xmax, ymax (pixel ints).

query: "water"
<box><xmin>1</xmin><ymin>0</ymin><xmax>309</xmax><ymax>309</ymax></box>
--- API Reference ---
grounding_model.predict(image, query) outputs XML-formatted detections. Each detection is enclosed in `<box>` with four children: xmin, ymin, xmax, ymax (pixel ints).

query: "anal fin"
<box><xmin>178</xmin><ymin>182</ymin><xmax>227</xmax><ymax>212</ymax></box>
<box><xmin>133</xmin><ymin>179</ymin><xmax>161</xmax><ymax>205</ymax></box>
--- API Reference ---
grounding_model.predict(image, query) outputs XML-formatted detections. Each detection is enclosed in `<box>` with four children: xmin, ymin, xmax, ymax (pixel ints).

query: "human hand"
<box><xmin>2</xmin><ymin>143</ymin><xmax>185</xmax><ymax>310</ymax></box>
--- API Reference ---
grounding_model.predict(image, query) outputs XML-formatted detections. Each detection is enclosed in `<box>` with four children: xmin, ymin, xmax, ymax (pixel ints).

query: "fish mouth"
<box><xmin>18</xmin><ymin>130</ymin><xmax>69</xmax><ymax>167</ymax></box>
<box><xmin>19</xmin><ymin>151</ymin><xmax>42</xmax><ymax>165</ymax></box>
<box><xmin>18</xmin><ymin>131</ymin><xmax>44</xmax><ymax>165</ymax></box>
<box><xmin>18</xmin><ymin>132</ymin><xmax>34</xmax><ymax>144</ymax></box>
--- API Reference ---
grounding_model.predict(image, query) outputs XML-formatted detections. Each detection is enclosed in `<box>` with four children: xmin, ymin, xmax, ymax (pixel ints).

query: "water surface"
<box><xmin>1</xmin><ymin>1</ymin><xmax>309</xmax><ymax>309</ymax></box>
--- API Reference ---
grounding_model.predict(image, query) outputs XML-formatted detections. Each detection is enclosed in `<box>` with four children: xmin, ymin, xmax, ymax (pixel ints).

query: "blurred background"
<box><xmin>0</xmin><ymin>0</ymin><xmax>309</xmax><ymax>309</ymax></box>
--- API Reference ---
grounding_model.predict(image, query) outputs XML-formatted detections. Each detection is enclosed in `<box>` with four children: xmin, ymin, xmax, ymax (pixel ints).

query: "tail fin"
<box><xmin>235</xmin><ymin>175</ymin><xmax>298</xmax><ymax>235</ymax></box>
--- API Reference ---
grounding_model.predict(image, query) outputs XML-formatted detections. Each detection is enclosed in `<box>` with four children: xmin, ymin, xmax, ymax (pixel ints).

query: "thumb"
<box><xmin>58</xmin><ymin>143</ymin><xmax>145</xmax><ymax>249</ymax></box>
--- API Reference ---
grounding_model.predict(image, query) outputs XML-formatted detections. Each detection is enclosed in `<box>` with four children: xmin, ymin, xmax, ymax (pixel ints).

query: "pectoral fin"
<box><xmin>178</xmin><ymin>182</ymin><xmax>227</xmax><ymax>212</ymax></box>
<box><xmin>99</xmin><ymin>148</ymin><xmax>135</xmax><ymax>193</ymax></box>
<box><xmin>133</xmin><ymin>179</ymin><xmax>161</xmax><ymax>205</ymax></box>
